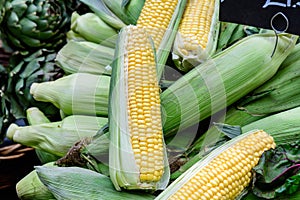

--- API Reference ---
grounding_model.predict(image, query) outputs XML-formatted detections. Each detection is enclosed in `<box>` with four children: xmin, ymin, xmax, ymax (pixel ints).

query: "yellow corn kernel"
<box><xmin>125</xmin><ymin>26</ymin><xmax>164</xmax><ymax>183</ymax></box>
<box><xmin>136</xmin><ymin>0</ymin><xmax>179</xmax><ymax>49</ymax></box>
<box><xmin>156</xmin><ymin>130</ymin><xmax>276</xmax><ymax>199</ymax></box>
<box><xmin>178</xmin><ymin>0</ymin><xmax>215</xmax><ymax>53</ymax></box>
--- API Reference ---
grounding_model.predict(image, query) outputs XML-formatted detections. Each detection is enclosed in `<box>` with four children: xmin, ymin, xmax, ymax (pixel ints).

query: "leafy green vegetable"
<box><xmin>251</xmin><ymin>140</ymin><xmax>300</xmax><ymax>199</ymax></box>
<box><xmin>0</xmin><ymin>49</ymin><xmax>63</xmax><ymax>142</ymax></box>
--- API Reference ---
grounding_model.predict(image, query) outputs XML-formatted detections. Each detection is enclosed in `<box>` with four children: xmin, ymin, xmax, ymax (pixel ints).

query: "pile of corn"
<box><xmin>4</xmin><ymin>0</ymin><xmax>300</xmax><ymax>199</ymax></box>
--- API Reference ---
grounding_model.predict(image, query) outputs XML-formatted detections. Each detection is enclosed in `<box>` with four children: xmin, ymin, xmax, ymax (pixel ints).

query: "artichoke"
<box><xmin>0</xmin><ymin>49</ymin><xmax>64</xmax><ymax>142</ymax></box>
<box><xmin>0</xmin><ymin>0</ymin><xmax>74</xmax><ymax>53</ymax></box>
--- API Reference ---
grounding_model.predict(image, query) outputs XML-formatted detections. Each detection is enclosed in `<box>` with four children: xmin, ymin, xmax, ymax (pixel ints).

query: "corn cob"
<box><xmin>136</xmin><ymin>0</ymin><xmax>187</xmax><ymax>78</ymax></box>
<box><xmin>55</xmin><ymin>40</ymin><xmax>114</xmax><ymax>75</ymax></box>
<box><xmin>156</xmin><ymin>130</ymin><xmax>276</xmax><ymax>199</ymax></box>
<box><xmin>16</xmin><ymin>162</ymin><xmax>56</xmax><ymax>200</ymax></box>
<box><xmin>30</xmin><ymin>73</ymin><xmax>110</xmax><ymax>117</ymax></box>
<box><xmin>26</xmin><ymin>107</ymin><xmax>60</xmax><ymax>163</ymax></box>
<box><xmin>219</xmin><ymin>42</ymin><xmax>300</xmax><ymax>128</ymax></box>
<box><xmin>161</xmin><ymin>33</ymin><xmax>297</xmax><ymax>137</ymax></box>
<box><xmin>68</xmin><ymin>12</ymin><xmax>118</xmax><ymax>48</ymax></box>
<box><xmin>35</xmin><ymin>166</ymin><xmax>155</xmax><ymax>200</ymax></box>
<box><xmin>172</xmin><ymin>0</ymin><xmax>220</xmax><ymax>71</ymax></box>
<box><xmin>109</xmin><ymin>25</ymin><xmax>169</xmax><ymax>190</ymax></box>
<box><xmin>175</xmin><ymin>106</ymin><xmax>300</xmax><ymax>180</ymax></box>
<box><xmin>6</xmin><ymin>115</ymin><xmax>108</xmax><ymax>157</ymax></box>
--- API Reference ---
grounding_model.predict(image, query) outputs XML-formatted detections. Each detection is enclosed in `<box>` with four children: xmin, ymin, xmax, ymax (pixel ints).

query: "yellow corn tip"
<box><xmin>125</xmin><ymin>26</ymin><xmax>164</xmax><ymax>183</ymax></box>
<box><xmin>169</xmin><ymin>130</ymin><xmax>276</xmax><ymax>200</ymax></box>
<box><xmin>178</xmin><ymin>0</ymin><xmax>215</xmax><ymax>55</ymax></box>
<box><xmin>137</xmin><ymin>0</ymin><xmax>178</xmax><ymax>49</ymax></box>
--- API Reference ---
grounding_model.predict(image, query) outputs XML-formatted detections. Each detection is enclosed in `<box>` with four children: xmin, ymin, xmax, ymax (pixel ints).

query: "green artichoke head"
<box><xmin>0</xmin><ymin>0</ymin><xmax>71</xmax><ymax>53</ymax></box>
<box><xmin>0</xmin><ymin>49</ymin><xmax>63</xmax><ymax>141</ymax></box>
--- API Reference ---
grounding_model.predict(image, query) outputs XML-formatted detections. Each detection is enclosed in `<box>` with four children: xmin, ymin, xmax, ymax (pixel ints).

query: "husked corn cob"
<box><xmin>173</xmin><ymin>0</ymin><xmax>219</xmax><ymax>71</ymax></box>
<box><xmin>109</xmin><ymin>25</ymin><xmax>169</xmax><ymax>190</ymax></box>
<box><xmin>137</xmin><ymin>0</ymin><xmax>178</xmax><ymax>48</ymax></box>
<box><xmin>136</xmin><ymin>0</ymin><xmax>187</xmax><ymax>78</ymax></box>
<box><xmin>156</xmin><ymin>130</ymin><xmax>276</xmax><ymax>200</ymax></box>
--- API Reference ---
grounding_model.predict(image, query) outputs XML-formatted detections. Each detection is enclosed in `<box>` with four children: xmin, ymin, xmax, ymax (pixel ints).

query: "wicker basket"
<box><xmin>0</xmin><ymin>144</ymin><xmax>35</xmax><ymax>189</ymax></box>
<box><xmin>0</xmin><ymin>143</ymin><xmax>41</xmax><ymax>199</ymax></box>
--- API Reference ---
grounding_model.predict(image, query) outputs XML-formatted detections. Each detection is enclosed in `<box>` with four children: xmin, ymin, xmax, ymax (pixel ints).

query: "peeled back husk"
<box><xmin>172</xmin><ymin>0</ymin><xmax>220</xmax><ymax>72</ymax></box>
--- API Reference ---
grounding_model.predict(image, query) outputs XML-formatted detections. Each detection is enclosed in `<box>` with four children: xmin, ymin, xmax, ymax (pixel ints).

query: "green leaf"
<box><xmin>251</xmin><ymin>141</ymin><xmax>300</xmax><ymax>198</ymax></box>
<box><xmin>213</xmin><ymin>122</ymin><xmax>242</xmax><ymax>139</ymax></box>
<box><xmin>276</xmin><ymin>173</ymin><xmax>300</xmax><ymax>195</ymax></box>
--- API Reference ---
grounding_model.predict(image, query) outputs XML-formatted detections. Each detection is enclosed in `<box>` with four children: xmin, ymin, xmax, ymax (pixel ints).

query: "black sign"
<box><xmin>219</xmin><ymin>0</ymin><xmax>300</xmax><ymax>35</ymax></box>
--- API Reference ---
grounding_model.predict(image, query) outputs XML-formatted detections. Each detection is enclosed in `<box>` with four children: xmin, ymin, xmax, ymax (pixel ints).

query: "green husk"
<box><xmin>69</xmin><ymin>12</ymin><xmax>118</xmax><ymax>48</ymax></box>
<box><xmin>36</xmin><ymin>166</ymin><xmax>155</xmax><ymax>200</ymax></box>
<box><xmin>161</xmin><ymin>32</ymin><xmax>298</xmax><ymax>137</ymax></box>
<box><xmin>26</xmin><ymin>107</ymin><xmax>60</xmax><ymax>163</ymax></box>
<box><xmin>55</xmin><ymin>40</ymin><xmax>114</xmax><ymax>75</ymax></box>
<box><xmin>102</xmin><ymin>0</ymin><xmax>144</xmax><ymax>25</ymax></box>
<box><xmin>79</xmin><ymin>0</ymin><xmax>126</xmax><ymax>29</ymax></box>
<box><xmin>16</xmin><ymin>162</ymin><xmax>56</xmax><ymax>200</ymax></box>
<box><xmin>221</xmin><ymin>42</ymin><xmax>300</xmax><ymax>127</ymax></box>
<box><xmin>6</xmin><ymin>115</ymin><xmax>108</xmax><ymax>157</ymax></box>
<box><xmin>30</xmin><ymin>73</ymin><xmax>110</xmax><ymax>117</ymax></box>
<box><xmin>242</xmin><ymin>106</ymin><xmax>300</xmax><ymax>144</ymax></box>
<box><xmin>154</xmin><ymin>0</ymin><xmax>187</xmax><ymax>79</ymax></box>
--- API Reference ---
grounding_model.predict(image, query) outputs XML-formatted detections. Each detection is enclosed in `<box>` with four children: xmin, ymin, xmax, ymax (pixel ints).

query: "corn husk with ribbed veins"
<box><xmin>16</xmin><ymin>162</ymin><xmax>56</xmax><ymax>200</ymax></box>
<box><xmin>30</xmin><ymin>73</ymin><xmax>110</xmax><ymax>117</ymax></box>
<box><xmin>102</xmin><ymin>0</ymin><xmax>145</xmax><ymax>25</ymax></box>
<box><xmin>6</xmin><ymin>115</ymin><xmax>108</xmax><ymax>157</ymax></box>
<box><xmin>55</xmin><ymin>40</ymin><xmax>114</xmax><ymax>75</ymax></box>
<box><xmin>36</xmin><ymin>166</ymin><xmax>155</xmax><ymax>200</ymax></box>
<box><xmin>161</xmin><ymin>33</ymin><xmax>298</xmax><ymax>137</ymax></box>
<box><xmin>223</xmin><ymin>42</ymin><xmax>300</xmax><ymax>127</ymax></box>
<box><xmin>69</xmin><ymin>12</ymin><xmax>118</xmax><ymax>48</ymax></box>
<box><xmin>26</xmin><ymin>107</ymin><xmax>60</xmax><ymax>163</ymax></box>
<box><xmin>79</xmin><ymin>0</ymin><xmax>126</xmax><ymax>29</ymax></box>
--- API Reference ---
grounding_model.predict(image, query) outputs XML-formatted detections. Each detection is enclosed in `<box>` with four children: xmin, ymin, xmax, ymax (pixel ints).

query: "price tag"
<box><xmin>219</xmin><ymin>0</ymin><xmax>300</xmax><ymax>35</ymax></box>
